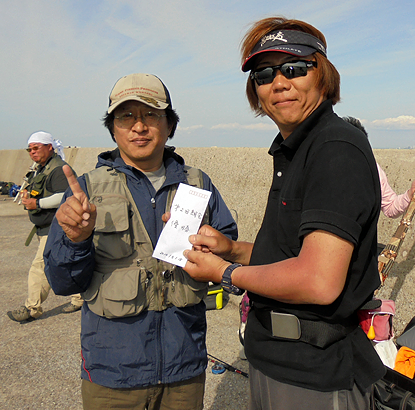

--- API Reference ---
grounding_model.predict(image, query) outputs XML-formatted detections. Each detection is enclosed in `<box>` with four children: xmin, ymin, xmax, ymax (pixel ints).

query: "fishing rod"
<box><xmin>207</xmin><ymin>353</ymin><xmax>249</xmax><ymax>378</ymax></box>
<box><xmin>378</xmin><ymin>191</ymin><xmax>415</xmax><ymax>287</ymax></box>
<box><xmin>14</xmin><ymin>161</ymin><xmax>37</xmax><ymax>205</ymax></box>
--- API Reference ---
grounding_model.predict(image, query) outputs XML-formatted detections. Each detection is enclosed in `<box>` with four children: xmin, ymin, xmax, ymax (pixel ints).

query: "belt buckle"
<box><xmin>270</xmin><ymin>311</ymin><xmax>301</xmax><ymax>340</ymax></box>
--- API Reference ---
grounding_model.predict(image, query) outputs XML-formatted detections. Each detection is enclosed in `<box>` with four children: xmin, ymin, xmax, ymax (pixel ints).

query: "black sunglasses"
<box><xmin>26</xmin><ymin>144</ymin><xmax>45</xmax><ymax>153</ymax></box>
<box><xmin>250</xmin><ymin>60</ymin><xmax>317</xmax><ymax>85</ymax></box>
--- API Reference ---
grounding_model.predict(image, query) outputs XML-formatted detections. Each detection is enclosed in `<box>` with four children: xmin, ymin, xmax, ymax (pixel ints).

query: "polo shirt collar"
<box><xmin>268</xmin><ymin>99</ymin><xmax>333</xmax><ymax>156</ymax></box>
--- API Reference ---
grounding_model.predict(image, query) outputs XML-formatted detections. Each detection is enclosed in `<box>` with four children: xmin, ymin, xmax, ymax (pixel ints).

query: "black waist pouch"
<box><xmin>372</xmin><ymin>366</ymin><xmax>415</xmax><ymax>409</ymax></box>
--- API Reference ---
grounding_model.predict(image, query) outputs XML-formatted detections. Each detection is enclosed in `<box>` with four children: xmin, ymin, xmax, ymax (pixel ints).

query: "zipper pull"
<box><xmin>151</xmin><ymin>197</ymin><xmax>156</xmax><ymax>209</ymax></box>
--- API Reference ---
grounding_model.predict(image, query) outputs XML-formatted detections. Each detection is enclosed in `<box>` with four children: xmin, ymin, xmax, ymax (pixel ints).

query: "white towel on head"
<box><xmin>27</xmin><ymin>131</ymin><xmax>65</xmax><ymax>160</ymax></box>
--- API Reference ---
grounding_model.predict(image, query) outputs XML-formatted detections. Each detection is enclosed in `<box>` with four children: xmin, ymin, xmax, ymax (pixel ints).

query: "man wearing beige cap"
<box><xmin>7</xmin><ymin>132</ymin><xmax>83</xmax><ymax>322</ymax></box>
<box><xmin>44</xmin><ymin>73</ymin><xmax>237</xmax><ymax>409</ymax></box>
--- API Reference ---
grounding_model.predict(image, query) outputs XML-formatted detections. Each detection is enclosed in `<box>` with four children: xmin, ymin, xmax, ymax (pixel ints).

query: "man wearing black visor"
<box><xmin>182</xmin><ymin>16</ymin><xmax>385</xmax><ymax>409</ymax></box>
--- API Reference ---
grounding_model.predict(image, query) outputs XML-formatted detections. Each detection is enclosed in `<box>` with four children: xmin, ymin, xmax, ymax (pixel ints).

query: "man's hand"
<box><xmin>162</xmin><ymin>213</ymin><xmax>234</xmax><ymax>281</ymax></box>
<box><xmin>161</xmin><ymin>211</ymin><xmax>171</xmax><ymax>223</ymax></box>
<box><xmin>21</xmin><ymin>190</ymin><xmax>37</xmax><ymax>210</ymax></box>
<box><xmin>183</xmin><ymin>225</ymin><xmax>237</xmax><ymax>283</ymax></box>
<box><xmin>189</xmin><ymin>225</ymin><xmax>234</xmax><ymax>258</ymax></box>
<box><xmin>183</xmin><ymin>249</ymin><xmax>230</xmax><ymax>283</ymax></box>
<box><xmin>162</xmin><ymin>213</ymin><xmax>234</xmax><ymax>257</ymax></box>
<box><xmin>56</xmin><ymin>165</ymin><xmax>97</xmax><ymax>242</ymax></box>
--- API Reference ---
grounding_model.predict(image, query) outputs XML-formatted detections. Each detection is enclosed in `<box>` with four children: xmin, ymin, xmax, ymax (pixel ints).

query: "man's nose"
<box><xmin>132</xmin><ymin>115</ymin><xmax>147</xmax><ymax>130</ymax></box>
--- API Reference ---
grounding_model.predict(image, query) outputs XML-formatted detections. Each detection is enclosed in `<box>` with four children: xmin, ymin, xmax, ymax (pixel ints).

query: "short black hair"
<box><xmin>103</xmin><ymin>107</ymin><xmax>180</xmax><ymax>143</ymax></box>
<box><xmin>342</xmin><ymin>116</ymin><xmax>368</xmax><ymax>138</ymax></box>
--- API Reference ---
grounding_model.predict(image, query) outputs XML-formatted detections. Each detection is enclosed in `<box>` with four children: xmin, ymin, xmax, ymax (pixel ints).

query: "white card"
<box><xmin>152</xmin><ymin>183</ymin><xmax>211</xmax><ymax>267</ymax></box>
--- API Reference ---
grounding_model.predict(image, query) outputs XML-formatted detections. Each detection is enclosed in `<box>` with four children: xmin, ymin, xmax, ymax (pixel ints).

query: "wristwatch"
<box><xmin>221</xmin><ymin>263</ymin><xmax>244</xmax><ymax>295</ymax></box>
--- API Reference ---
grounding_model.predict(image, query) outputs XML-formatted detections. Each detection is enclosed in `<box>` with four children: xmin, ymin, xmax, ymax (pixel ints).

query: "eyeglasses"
<box><xmin>26</xmin><ymin>144</ymin><xmax>45</xmax><ymax>153</ymax></box>
<box><xmin>114</xmin><ymin>111</ymin><xmax>167</xmax><ymax>129</ymax></box>
<box><xmin>250</xmin><ymin>60</ymin><xmax>317</xmax><ymax>85</ymax></box>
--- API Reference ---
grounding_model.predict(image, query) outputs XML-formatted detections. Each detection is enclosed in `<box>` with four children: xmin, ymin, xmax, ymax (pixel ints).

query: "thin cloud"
<box><xmin>1</xmin><ymin>1</ymin><xmax>415</xmax><ymax>149</ymax></box>
<box><xmin>178</xmin><ymin>125</ymin><xmax>205</xmax><ymax>132</ymax></box>
<box><xmin>371</xmin><ymin>116</ymin><xmax>415</xmax><ymax>130</ymax></box>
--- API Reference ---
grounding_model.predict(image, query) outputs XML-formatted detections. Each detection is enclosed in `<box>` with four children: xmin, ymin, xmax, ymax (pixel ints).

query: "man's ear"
<box><xmin>168</xmin><ymin>124</ymin><xmax>174</xmax><ymax>138</ymax></box>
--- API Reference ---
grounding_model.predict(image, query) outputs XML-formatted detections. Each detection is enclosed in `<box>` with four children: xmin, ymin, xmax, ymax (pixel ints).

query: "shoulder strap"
<box><xmin>84</xmin><ymin>166</ymin><xmax>113</xmax><ymax>196</ymax></box>
<box><xmin>184</xmin><ymin>165</ymin><xmax>204</xmax><ymax>189</ymax></box>
<box><xmin>43</xmin><ymin>153</ymin><xmax>66</xmax><ymax>176</ymax></box>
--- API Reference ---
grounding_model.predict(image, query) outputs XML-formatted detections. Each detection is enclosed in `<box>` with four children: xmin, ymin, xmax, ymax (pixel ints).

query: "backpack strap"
<box><xmin>184</xmin><ymin>165</ymin><xmax>204</xmax><ymax>188</ymax></box>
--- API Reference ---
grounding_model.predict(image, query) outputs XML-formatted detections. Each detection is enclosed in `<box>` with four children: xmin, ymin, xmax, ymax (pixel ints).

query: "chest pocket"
<box><xmin>27</xmin><ymin>173</ymin><xmax>48</xmax><ymax>215</ymax></box>
<box><xmin>92</xmin><ymin>194</ymin><xmax>134</xmax><ymax>260</ymax></box>
<box><xmin>279</xmin><ymin>197</ymin><xmax>303</xmax><ymax>252</ymax></box>
<box><xmin>29</xmin><ymin>173</ymin><xmax>47</xmax><ymax>198</ymax></box>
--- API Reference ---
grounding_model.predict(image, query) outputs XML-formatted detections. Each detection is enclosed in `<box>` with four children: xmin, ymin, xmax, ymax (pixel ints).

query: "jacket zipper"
<box><xmin>156</xmin><ymin>310</ymin><xmax>163</xmax><ymax>384</ymax></box>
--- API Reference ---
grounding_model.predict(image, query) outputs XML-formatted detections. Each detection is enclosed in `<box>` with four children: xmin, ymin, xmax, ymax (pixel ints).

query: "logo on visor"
<box><xmin>140</xmin><ymin>96</ymin><xmax>161</xmax><ymax>107</ymax></box>
<box><xmin>316</xmin><ymin>41</ymin><xmax>326</xmax><ymax>54</ymax></box>
<box><xmin>260</xmin><ymin>31</ymin><xmax>287</xmax><ymax>47</ymax></box>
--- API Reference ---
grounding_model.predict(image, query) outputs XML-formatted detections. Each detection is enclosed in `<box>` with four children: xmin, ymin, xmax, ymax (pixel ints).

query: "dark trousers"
<box><xmin>248</xmin><ymin>364</ymin><xmax>371</xmax><ymax>410</ymax></box>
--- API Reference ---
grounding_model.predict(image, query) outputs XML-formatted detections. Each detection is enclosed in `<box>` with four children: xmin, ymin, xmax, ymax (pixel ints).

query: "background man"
<box><xmin>183</xmin><ymin>17</ymin><xmax>385</xmax><ymax>409</ymax></box>
<box><xmin>8</xmin><ymin>132</ymin><xmax>83</xmax><ymax>322</ymax></box>
<box><xmin>343</xmin><ymin>116</ymin><xmax>415</xmax><ymax>218</ymax></box>
<box><xmin>44</xmin><ymin>73</ymin><xmax>237</xmax><ymax>409</ymax></box>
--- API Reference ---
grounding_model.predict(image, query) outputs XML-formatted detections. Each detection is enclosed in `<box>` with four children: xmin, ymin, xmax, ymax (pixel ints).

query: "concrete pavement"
<box><xmin>0</xmin><ymin>197</ymin><xmax>248</xmax><ymax>410</ymax></box>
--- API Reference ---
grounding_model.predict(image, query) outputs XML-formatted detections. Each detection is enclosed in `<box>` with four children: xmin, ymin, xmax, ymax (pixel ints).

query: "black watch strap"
<box><xmin>221</xmin><ymin>263</ymin><xmax>244</xmax><ymax>295</ymax></box>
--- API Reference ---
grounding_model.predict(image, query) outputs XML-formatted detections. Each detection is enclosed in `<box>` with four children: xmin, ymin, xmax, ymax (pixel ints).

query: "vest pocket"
<box><xmin>30</xmin><ymin>173</ymin><xmax>47</xmax><ymax>197</ymax></box>
<box><xmin>83</xmin><ymin>267</ymin><xmax>149</xmax><ymax>318</ymax></box>
<box><xmin>165</xmin><ymin>267</ymin><xmax>208</xmax><ymax>307</ymax></box>
<box><xmin>92</xmin><ymin>195</ymin><xmax>134</xmax><ymax>260</ymax></box>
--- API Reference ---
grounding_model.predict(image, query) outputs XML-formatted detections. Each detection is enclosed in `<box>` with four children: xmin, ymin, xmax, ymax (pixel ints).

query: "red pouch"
<box><xmin>358</xmin><ymin>299</ymin><xmax>395</xmax><ymax>342</ymax></box>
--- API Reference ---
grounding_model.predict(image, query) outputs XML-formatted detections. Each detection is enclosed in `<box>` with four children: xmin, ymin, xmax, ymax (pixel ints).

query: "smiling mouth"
<box><xmin>275</xmin><ymin>99</ymin><xmax>295</xmax><ymax>105</ymax></box>
<box><xmin>131</xmin><ymin>138</ymin><xmax>151</xmax><ymax>144</ymax></box>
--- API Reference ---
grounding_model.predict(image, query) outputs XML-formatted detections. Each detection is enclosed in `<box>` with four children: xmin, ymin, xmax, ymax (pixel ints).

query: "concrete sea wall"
<box><xmin>1</xmin><ymin>146</ymin><xmax>414</xmax><ymax>244</ymax></box>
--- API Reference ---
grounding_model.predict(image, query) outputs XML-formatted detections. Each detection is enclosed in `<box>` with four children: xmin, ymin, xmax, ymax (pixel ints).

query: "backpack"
<box><xmin>0</xmin><ymin>181</ymin><xmax>10</xmax><ymax>195</ymax></box>
<box><xmin>372</xmin><ymin>366</ymin><xmax>415</xmax><ymax>410</ymax></box>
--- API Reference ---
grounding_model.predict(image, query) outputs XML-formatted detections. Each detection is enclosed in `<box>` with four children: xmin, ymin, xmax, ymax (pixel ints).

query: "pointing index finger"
<box><xmin>63</xmin><ymin>164</ymin><xmax>86</xmax><ymax>202</ymax></box>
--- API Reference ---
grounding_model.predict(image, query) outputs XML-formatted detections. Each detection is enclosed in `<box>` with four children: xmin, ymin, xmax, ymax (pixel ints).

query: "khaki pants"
<box><xmin>81</xmin><ymin>372</ymin><xmax>205</xmax><ymax>410</ymax></box>
<box><xmin>25</xmin><ymin>234</ymin><xmax>83</xmax><ymax>318</ymax></box>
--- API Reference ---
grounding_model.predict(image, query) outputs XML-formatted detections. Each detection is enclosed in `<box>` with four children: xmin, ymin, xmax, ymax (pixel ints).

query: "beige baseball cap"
<box><xmin>107</xmin><ymin>73</ymin><xmax>172</xmax><ymax>114</ymax></box>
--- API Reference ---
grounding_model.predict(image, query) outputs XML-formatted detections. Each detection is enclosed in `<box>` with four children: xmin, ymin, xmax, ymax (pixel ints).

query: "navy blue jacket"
<box><xmin>44</xmin><ymin>147</ymin><xmax>237</xmax><ymax>388</ymax></box>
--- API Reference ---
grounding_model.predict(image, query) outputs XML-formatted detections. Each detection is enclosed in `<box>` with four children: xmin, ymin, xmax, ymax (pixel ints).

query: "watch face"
<box><xmin>221</xmin><ymin>263</ymin><xmax>243</xmax><ymax>295</ymax></box>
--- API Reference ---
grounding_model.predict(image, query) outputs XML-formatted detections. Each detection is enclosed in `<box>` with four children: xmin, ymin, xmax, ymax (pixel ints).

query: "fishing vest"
<box><xmin>27</xmin><ymin>153</ymin><xmax>67</xmax><ymax>215</ymax></box>
<box><xmin>81</xmin><ymin>165</ymin><xmax>209</xmax><ymax>318</ymax></box>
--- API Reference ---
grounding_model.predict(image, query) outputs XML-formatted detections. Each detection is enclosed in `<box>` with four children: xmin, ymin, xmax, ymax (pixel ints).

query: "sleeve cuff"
<box><xmin>300</xmin><ymin>209</ymin><xmax>361</xmax><ymax>245</ymax></box>
<box><xmin>63</xmin><ymin>232</ymin><xmax>94</xmax><ymax>254</ymax></box>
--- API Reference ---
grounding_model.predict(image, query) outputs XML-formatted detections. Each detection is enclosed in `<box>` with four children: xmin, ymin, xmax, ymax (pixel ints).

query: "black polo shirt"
<box><xmin>245</xmin><ymin>100</ymin><xmax>385</xmax><ymax>391</ymax></box>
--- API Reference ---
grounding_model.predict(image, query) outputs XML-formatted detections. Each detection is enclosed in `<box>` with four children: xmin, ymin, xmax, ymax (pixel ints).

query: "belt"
<box><xmin>252</xmin><ymin>304</ymin><xmax>357</xmax><ymax>348</ymax></box>
<box><xmin>25</xmin><ymin>224</ymin><xmax>50</xmax><ymax>246</ymax></box>
<box><xmin>25</xmin><ymin>226</ymin><xmax>37</xmax><ymax>246</ymax></box>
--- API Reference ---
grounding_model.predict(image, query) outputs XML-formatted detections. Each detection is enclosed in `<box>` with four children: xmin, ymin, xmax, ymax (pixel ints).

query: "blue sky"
<box><xmin>1</xmin><ymin>0</ymin><xmax>414</xmax><ymax>149</ymax></box>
